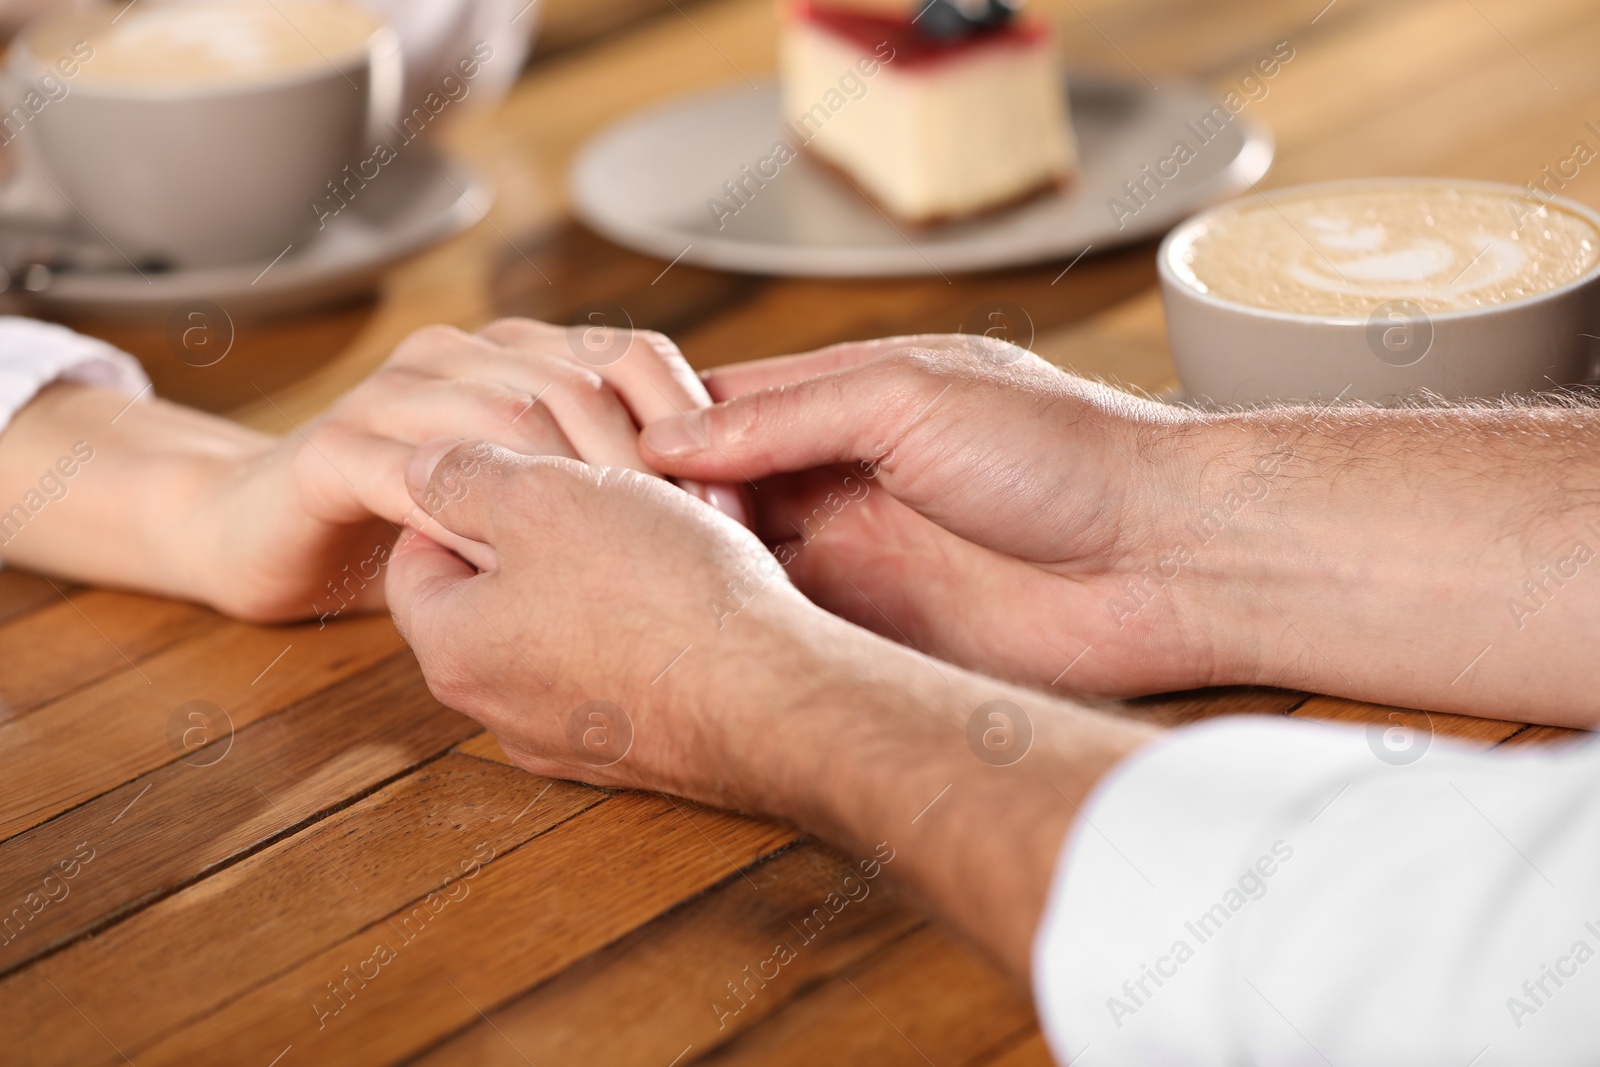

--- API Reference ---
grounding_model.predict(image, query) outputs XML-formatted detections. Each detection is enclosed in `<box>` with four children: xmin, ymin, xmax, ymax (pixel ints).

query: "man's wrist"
<box><xmin>1106</xmin><ymin>412</ymin><xmax>1299</xmax><ymax>691</ymax></box>
<box><xmin>724</xmin><ymin>610</ymin><xmax>1156</xmax><ymax>973</ymax></box>
<box><xmin>1161</xmin><ymin>406</ymin><xmax>1588</xmax><ymax>713</ymax></box>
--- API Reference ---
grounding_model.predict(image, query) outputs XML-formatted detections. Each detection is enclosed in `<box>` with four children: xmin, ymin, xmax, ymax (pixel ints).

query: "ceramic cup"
<box><xmin>1</xmin><ymin>1</ymin><xmax>401</xmax><ymax>267</ymax></box>
<box><xmin>1158</xmin><ymin>177</ymin><xmax>1600</xmax><ymax>405</ymax></box>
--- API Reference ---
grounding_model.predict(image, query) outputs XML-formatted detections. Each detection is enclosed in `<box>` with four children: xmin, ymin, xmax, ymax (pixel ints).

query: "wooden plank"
<box><xmin>1115</xmin><ymin>686</ymin><xmax>1307</xmax><ymax>729</ymax></box>
<box><xmin>1290</xmin><ymin>695</ymin><xmax>1526</xmax><ymax>748</ymax></box>
<box><xmin>487</xmin><ymin>224</ymin><xmax>765</xmax><ymax>353</ymax></box>
<box><xmin>126</xmin><ymin>795</ymin><xmax>796</xmax><ymax>1066</ymax></box>
<box><xmin>0</xmin><ymin>591</ymin><xmax>212</xmax><ymax>724</ymax></box>
<box><xmin>978</xmin><ymin>1031</ymin><xmax>1058</xmax><ymax>1067</ymax></box>
<box><xmin>0</xmin><ymin>613</ymin><xmax>404</xmax><ymax>843</ymax></box>
<box><xmin>1427</xmin><ymin>17</ymin><xmax>1600</xmax><ymax>188</ymax></box>
<box><xmin>488</xmin><ymin>227</ymin><xmax>1163</xmax><ymax>373</ymax></box>
<box><xmin>1032</xmin><ymin>289</ymin><xmax>1177</xmax><ymax>395</ymax></box>
<box><xmin>1035</xmin><ymin>0</ymin><xmax>1388</xmax><ymax>81</ymax></box>
<box><xmin>0</xmin><ymin>571</ymin><xmax>73</xmax><ymax>628</ymax></box>
<box><xmin>1496</xmin><ymin>724</ymin><xmax>1592</xmax><ymax>749</ymax></box>
<box><xmin>451</xmin><ymin>730</ymin><xmax>520</xmax><ymax>767</ymax></box>
<box><xmin>0</xmin><ymin>756</ymin><xmax>600</xmax><ymax>1067</ymax></box>
<box><xmin>536</xmin><ymin>0</ymin><xmax>715</xmax><ymax>61</ymax></box>
<box><xmin>691</xmin><ymin>924</ymin><xmax>1034</xmax><ymax>1066</ymax></box>
<box><xmin>0</xmin><ymin>653</ymin><xmax>481</xmax><ymax>974</ymax></box>
<box><xmin>673</xmin><ymin>246</ymin><xmax>1162</xmax><ymax>371</ymax></box>
<box><xmin>409</xmin><ymin>841</ymin><xmax>925</xmax><ymax>1067</ymax></box>
<box><xmin>1260</xmin><ymin>0</ymin><xmax>1600</xmax><ymax>184</ymax></box>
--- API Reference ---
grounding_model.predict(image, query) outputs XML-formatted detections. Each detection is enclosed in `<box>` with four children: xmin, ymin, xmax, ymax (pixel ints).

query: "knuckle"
<box><xmin>300</xmin><ymin>420</ymin><xmax>344</xmax><ymax>459</ymax></box>
<box><xmin>485</xmin><ymin>317</ymin><xmax>560</xmax><ymax>344</ymax></box>
<box><xmin>630</xmin><ymin>328</ymin><xmax>677</xmax><ymax>355</ymax></box>
<box><xmin>422</xmin><ymin>441</ymin><xmax>497</xmax><ymax>513</ymax></box>
<box><xmin>879</xmin><ymin>344</ymin><xmax>952</xmax><ymax>379</ymax></box>
<box><xmin>413</xmin><ymin>322</ymin><xmax>470</xmax><ymax>350</ymax></box>
<box><xmin>475</xmin><ymin>380</ymin><xmax>539</xmax><ymax>429</ymax></box>
<box><xmin>717</xmin><ymin>387</ymin><xmax>774</xmax><ymax>446</ymax></box>
<box><xmin>506</xmin><ymin>455</ymin><xmax>580</xmax><ymax>509</ymax></box>
<box><xmin>554</xmin><ymin>362</ymin><xmax>612</xmax><ymax>406</ymax></box>
<box><xmin>390</xmin><ymin>323</ymin><xmax>469</xmax><ymax>366</ymax></box>
<box><xmin>509</xmin><ymin>403</ymin><xmax>567</xmax><ymax>454</ymax></box>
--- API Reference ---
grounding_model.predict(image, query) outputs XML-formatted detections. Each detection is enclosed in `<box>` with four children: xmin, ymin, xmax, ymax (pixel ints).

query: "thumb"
<box><xmin>385</xmin><ymin>528</ymin><xmax>476</xmax><ymax>653</ymax></box>
<box><xmin>402</xmin><ymin>438</ymin><xmax>516</xmax><ymax>571</ymax></box>
<box><xmin>639</xmin><ymin>362</ymin><xmax>933</xmax><ymax>483</ymax></box>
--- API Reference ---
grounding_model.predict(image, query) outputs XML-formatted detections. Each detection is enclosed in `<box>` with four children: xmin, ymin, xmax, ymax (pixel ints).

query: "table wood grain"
<box><xmin>3</xmin><ymin>0</ymin><xmax>1595</xmax><ymax>1062</ymax></box>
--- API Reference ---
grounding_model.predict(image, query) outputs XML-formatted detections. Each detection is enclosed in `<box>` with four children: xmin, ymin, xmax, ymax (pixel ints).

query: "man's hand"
<box><xmin>639</xmin><ymin>334</ymin><xmax>1238</xmax><ymax>697</ymax></box>
<box><xmin>385</xmin><ymin>440</ymin><xmax>825</xmax><ymax>802</ymax></box>
<box><xmin>642</xmin><ymin>335</ymin><xmax>1600</xmax><ymax>727</ymax></box>
<box><xmin>385</xmin><ymin>438</ymin><xmax>1154</xmax><ymax>974</ymax></box>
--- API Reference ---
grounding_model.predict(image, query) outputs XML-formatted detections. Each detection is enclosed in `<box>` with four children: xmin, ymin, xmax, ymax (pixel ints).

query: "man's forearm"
<box><xmin>0</xmin><ymin>383</ymin><xmax>271</xmax><ymax>598</ymax></box>
<box><xmin>735</xmin><ymin>616</ymin><xmax>1157</xmax><ymax>974</ymax></box>
<box><xmin>1178</xmin><ymin>404</ymin><xmax>1600</xmax><ymax>725</ymax></box>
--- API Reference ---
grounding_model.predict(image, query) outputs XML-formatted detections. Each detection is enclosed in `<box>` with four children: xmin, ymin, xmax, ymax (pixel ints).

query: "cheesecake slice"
<box><xmin>779</xmin><ymin>0</ymin><xmax>1077</xmax><ymax>224</ymax></box>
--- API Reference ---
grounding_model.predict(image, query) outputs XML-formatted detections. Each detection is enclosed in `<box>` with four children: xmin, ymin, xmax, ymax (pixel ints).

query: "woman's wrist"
<box><xmin>159</xmin><ymin>442</ymin><xmax>277</xmax><ymax>609</ymax></box>
<box><xmin>1</xmin><ymin>383</ymin><xmax>278</xmax><ymax>605</ymax></box>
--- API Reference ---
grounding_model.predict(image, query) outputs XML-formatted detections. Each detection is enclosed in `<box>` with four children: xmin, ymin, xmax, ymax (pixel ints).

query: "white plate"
<box><xmin>570</xmin><ymin>74</ymin><xmax>1274</xmax><ymax>277</ymax></box>
<box><xmin>13</xmin><ymin>147</ymin><xmax>491</xmax><ymax>319</ymax></box>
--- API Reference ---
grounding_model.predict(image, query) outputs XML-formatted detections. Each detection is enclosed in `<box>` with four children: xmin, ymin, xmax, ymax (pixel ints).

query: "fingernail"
<box><xmin>407</xmin><ymin>436</ymin><xmax>465</xmax><ymax>494</ymax></box>
<box><xmin>706</xmin><ymin>484</ymin><xmax>750</xmax><ymax>527</ymax></box>
<box><xmin>641</xmin><ymin>412</ymin><xmax>706</xmax><ymax>457</ymax></box>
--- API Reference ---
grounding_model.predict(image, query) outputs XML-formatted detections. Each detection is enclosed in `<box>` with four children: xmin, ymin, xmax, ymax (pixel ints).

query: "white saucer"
<box><xmin>570</xmin><ymin>74</ymin><xmax>1273</xmax><ymax>278</ymax></box>
<box><xmin>13</xmin><ymin>147</ymin><xmax>491</xmax><ymax>319</ymax></box>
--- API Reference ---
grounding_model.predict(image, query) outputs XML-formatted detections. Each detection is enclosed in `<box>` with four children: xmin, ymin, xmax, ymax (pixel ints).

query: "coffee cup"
<box><xmin>1157</xmin><ymin>177</ymin><xmax>1600</xmax><ymax>404</ymax></box>
<box><xmin>0</xmin><ymin>0</ymin><xmax>401</xmax><ymax>268</ymax></box>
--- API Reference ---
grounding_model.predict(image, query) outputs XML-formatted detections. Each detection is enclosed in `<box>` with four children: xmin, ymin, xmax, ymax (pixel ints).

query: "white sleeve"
<box><xmin>1033</xmin><ymin>716</ymin><xmax>1600</xmax><ymax>1066</ymax></box>
<box><xmin>0</xmin><ymin>316</ymin><xmax>150</xmax><ymax>434</ymax></box>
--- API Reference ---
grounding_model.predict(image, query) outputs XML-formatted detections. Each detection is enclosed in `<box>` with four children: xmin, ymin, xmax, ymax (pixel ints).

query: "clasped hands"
<box><xmin>27</xmin><ymin>312</ymin><xmax>1588</xmax><ymax>973</ymax></box>
<box><xmin>189</xmin><ymin>315</ymin><xmax>1235</xmax><ymax>710</ymax></box>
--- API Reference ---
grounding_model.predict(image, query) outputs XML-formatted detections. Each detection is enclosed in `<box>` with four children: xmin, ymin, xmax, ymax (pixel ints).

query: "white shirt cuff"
<box><xmin>0</xmin><ymin>316</ymin><xmax>150</xmax><ymax>434</ymax></box>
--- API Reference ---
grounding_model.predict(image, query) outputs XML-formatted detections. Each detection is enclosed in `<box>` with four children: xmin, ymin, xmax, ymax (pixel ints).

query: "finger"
<box><xmin>746</xmin><ymin>467</ymin><xmax>876</xmax><ymax>546</ymax></box>
<box><xmin>479</xmin><ymin>318</ymin><xmax>711</xmax><ymax>424</ymax></box>
<box><xmin>385</xmin><ymin>326</ymin><xmax>650</xmax><ymax>472</ymax></box>
<box><xmin>295</xmin><ymin>426</ymin><xmax>498</xmax><ymax>571</ymax></box>
<box><xmin>479</xmin><ymin>318</ymin><xmax>752</xmax><ymax>526</ymax></box>
<box><xmin>700</xmin><ymin>337</ymin><xmax>928</xmax><ymax>401</ymax></box>
<box><xmin>639</xmin><ymin>359</ymin><xmax>930</xmax><ymax>483</ymax></box>
<box><xmin>337</xmin><ymin>367</ymin><xmax>579</xmax><ymax>460</ymax></box>
<box><xmin>385</xmin><ymin>528</ymin><xmax>477</xmax><ymax>651</ymax></box>
<box><xmin>404</xmin><ymin>437</ymin><xmax>581</xmax><ymax>550</ymax></box>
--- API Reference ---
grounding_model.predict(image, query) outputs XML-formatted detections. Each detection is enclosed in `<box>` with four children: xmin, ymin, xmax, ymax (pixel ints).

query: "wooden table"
<box><xmin>2</xmin><ymin>0</ymin><xmax>1595</xmax><ymax>1062</ymax></box>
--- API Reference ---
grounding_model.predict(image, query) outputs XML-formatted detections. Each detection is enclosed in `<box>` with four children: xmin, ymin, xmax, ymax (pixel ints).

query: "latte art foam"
<box><xmin>30</xmin><ymin>2</ymin><xmax>380</xmax><ymax>90</ymax></box>
<box><xmin>1169</xmin><ymin>185</ymin><xmax>1600</xmax><ymax>318</ymax></box>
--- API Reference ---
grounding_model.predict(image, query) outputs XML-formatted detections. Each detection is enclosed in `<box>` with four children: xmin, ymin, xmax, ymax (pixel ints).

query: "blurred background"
<box><xmin>0</xmin><ymin>0</ymin><xmax>1592</xmax><ymax>421</ymax></box>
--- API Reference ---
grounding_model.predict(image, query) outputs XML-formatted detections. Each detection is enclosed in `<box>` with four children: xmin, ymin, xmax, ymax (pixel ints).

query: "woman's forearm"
<box><xmin>0</xmin><ymin>383</ymin><xmax>272</xmax><ymax>600</ymax></box>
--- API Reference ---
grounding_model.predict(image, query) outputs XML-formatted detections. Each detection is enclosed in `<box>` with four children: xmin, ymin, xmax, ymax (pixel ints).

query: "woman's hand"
<box><xmin>197</xmin><ymin>319</ymin><xmax>750</xmax><ymax>621</ymax></box>
<box><xmin>0</xmin><ymin>318</ymin><xmax>738</xmax><ymax>622</ymax></box>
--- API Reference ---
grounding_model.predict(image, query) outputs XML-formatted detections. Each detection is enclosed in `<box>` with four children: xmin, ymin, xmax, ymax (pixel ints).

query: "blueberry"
<box><xmin>916</xmin><ymin>0</ymin><xmax>1020</xmax><ymax>39</ymax></box>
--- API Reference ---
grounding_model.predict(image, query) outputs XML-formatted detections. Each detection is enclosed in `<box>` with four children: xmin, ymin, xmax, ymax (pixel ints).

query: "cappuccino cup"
<box><xmin>2</xmin><ymin>1</ymin><xmax>400</xmax><ymax>267</ymax></box>
<box><xmin>1158</xmin><ymin>178</ymin><xmax>1600</xmax><ymax>404</ymax></box>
